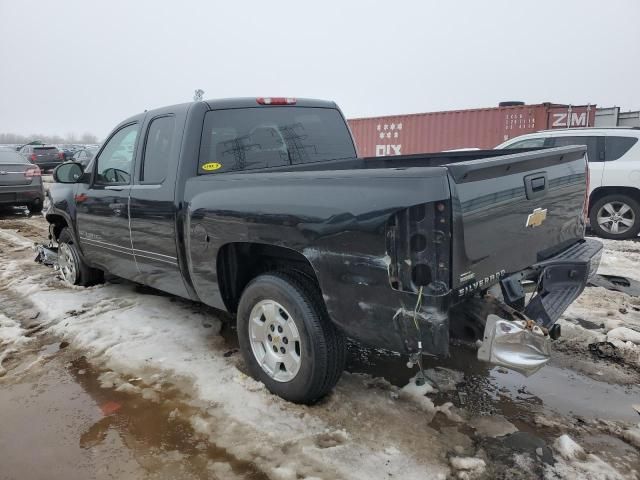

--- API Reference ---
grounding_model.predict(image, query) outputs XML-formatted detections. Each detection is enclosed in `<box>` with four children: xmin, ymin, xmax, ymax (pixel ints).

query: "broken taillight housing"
<box><xmin>386</xmin><ymin>200</ymin><xmax>451</xmax><ymax>294</ymax></box>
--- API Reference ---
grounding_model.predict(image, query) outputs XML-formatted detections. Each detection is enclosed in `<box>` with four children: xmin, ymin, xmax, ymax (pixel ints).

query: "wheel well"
<box><xmin>45</xmin><ymin>214</ymin><xmax>69</xmax><ymax>240</ymax></box>
<box><xmin>589</xmin><ymin>187</ymin><xmax>640</xmax><ymax>214</ymax></box>
<box><xmin>217</xmin><ymin>242</ymin><xmax>321</xmax><ymax>313</ymax></box>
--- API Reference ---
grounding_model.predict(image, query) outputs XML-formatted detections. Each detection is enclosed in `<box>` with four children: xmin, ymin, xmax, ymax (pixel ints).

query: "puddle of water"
<box><xmin>0</xmin><ymin>346</ymin><xmax>267</xmax><ymax>480</ymax></box>
<box><xmin>347</xmin><ymin>343</ymin><xmax>640</xmax><ymax>423</ymax></box>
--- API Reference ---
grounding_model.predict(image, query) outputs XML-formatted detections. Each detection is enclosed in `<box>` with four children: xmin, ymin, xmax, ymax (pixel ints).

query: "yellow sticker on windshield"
<box><xmin>202</xmin><ymin>162</ymin><xmax>222</xmax><ymax>171</ymax></box>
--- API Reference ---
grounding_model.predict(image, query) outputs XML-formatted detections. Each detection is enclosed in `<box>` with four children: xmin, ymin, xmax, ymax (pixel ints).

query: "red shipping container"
<box><xmin>347</xmin><ymin>103</ymin><xmax>596</xmax><ymax>157</ymax></box>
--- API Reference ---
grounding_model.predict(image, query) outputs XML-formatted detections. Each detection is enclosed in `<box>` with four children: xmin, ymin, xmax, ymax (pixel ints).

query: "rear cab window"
<box><xmin>198</xmin><ymin>107</ymin><xmax>356</xmax><ymax>174</ymax></box>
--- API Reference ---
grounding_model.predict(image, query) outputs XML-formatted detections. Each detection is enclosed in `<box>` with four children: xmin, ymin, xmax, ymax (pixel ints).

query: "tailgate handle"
<box><xmin>524</xmin><ymin>173</ymin><xmax>548</xmax><ymax>200</ymax></box>
<box><xmin>531</xmin><ymin>177</ymin><xmax>546</xmax><ymax>191</ymax></box>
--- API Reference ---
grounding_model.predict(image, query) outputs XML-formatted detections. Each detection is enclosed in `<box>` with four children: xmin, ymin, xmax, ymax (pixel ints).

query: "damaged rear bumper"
<box><xmin>477</xmin><ymin>238</ymin><xmax>602</xmax><ymax>375</ymax></box>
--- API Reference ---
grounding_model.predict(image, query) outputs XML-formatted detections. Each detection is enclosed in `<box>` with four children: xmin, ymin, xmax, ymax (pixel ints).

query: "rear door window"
<box><xmin>605</xmin><ymin>136</ymin><xmax>638</xmax><ymax>161</ymax></box>
<box><xmin>198</xmin><ymin>107</ymin><xmax>356</xmax><ymax>174</ymax></box>
<box><xmin>549</xmin><ymin>136</ymin><xmax>603</xmax><ymax>162</ymax></box>
<box><xmin>141</xmin><ymin>115</ymin><xmax>175</xmax><ymax>184</ymax></box>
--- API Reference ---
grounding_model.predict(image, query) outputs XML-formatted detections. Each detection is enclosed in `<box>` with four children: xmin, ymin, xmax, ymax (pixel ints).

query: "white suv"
<box><xmin>496</xmin><ymin>128</ymin><xmax>640</xmax><ymax>240</ymax></box>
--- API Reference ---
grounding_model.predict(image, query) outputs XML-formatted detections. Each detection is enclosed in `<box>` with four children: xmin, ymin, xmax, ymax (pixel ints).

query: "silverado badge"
<box><xmin>526</xmin><ymin>208</ymin><xmax>547</xmax><ymax>228</ymax></box>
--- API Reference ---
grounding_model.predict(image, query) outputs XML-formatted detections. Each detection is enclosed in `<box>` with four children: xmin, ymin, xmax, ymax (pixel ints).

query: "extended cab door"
<box><xmin>128</xmin><ymin>108</ymin><xmax>190</xmax><ymax>297</ymax></box>
<box><xmin>75</xmin><ymin>122</ymin><xmax>140</xmax><ymax>280</ymax></box>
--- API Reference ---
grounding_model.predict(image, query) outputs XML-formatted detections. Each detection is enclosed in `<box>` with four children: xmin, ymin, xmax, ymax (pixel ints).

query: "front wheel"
<box><xmin>589</xmin><ymin>194</ymin><xmax>640</xmax><ymax>240</ymax></box>
<box><xmin>57</xmin><ymin>228</ymin><xmax>103</xmax><ymax>286</ymax></box>
<box><xmin>237</xmin><ymin>272</ymin><xmax>346</xmax><ymax>404</ymax></box>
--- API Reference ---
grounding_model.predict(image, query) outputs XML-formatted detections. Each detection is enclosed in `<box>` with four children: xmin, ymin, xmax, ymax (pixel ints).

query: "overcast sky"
<box><xmin>1</xmin><ymin>0</ymin><xmax>638</xmax><ymax>139</ymax></box>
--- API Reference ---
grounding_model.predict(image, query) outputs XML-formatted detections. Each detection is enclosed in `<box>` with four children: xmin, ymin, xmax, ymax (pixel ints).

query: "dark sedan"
<box><xmin>71</xmin><ymin>146</ymin><xmax>99</xmax><ymax>168</ymax></box>
<box><xmin>0</xmin><ymin>148</ymin><xmax>45</xmax><ymax>213</ymax></box>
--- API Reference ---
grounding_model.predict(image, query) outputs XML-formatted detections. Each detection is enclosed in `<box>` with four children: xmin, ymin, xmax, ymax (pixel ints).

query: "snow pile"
<box><xmin>545</xmin><ymin>434</ymin><xmax>624</xmax><ymax>480</ymax></box>
<box><xmin>559</xmin><ymin>283</ymin><xmax>640</xmax><ymax>370</ymax></box>
<box><xmin>449</xmin><ymin>456</ymin><xmax>486</xmax><ymax>479</ymax></box>
<box><xmin>621</xmin><ymin>426</ymin><xmax>640</xmax><ymax>449</ymax></box>
<box><xmin>607</xmin><ymin>326</ymin><xmax>640</xmax><ymax>344</ymax></box>
<box><xmin>399</xmin><ymin>374</ymin><xmax>464</xmax><ymax>423</ymax></box>
<box><xmin>0</xmin><ymin>312</ymin><xmax>31</xmax><ymax>376</ymax></box>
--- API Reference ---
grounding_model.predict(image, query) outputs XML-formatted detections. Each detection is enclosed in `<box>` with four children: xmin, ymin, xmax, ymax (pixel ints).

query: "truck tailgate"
<box><xmin>447</xmin><ymin>146</ymin><xmax>588</xmax><ymax>293</ymax></box>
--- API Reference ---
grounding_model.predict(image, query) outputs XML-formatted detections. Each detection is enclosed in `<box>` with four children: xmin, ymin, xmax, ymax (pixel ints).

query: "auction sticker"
<box><xmin>202</xmin><ymin>162</ymin><xmax>222</xmax><ymax>171</ymax></box>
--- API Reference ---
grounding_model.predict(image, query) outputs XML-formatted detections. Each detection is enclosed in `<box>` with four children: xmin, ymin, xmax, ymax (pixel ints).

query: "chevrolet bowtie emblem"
<box><xmin>526</xmin><ymin>208</ymin><xmax>547</xmax><ymax>228</ymax></box>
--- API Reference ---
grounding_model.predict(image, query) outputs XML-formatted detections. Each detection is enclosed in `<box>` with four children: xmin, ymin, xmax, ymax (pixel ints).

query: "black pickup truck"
<box><xmin>46</xmin><ymin>97</ymin><xmax>602</xmax><ymax>403</ymax></box>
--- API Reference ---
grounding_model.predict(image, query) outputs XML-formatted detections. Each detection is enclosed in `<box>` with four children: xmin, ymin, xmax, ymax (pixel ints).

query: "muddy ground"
<box><xmin>0</xmin><ymin>207</ymin><xmax>639</xmax><ymax>479</ymax></box>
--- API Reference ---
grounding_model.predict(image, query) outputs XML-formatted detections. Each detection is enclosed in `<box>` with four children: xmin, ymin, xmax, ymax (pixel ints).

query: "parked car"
<box><xmin>0</xmin><ymin>147</ymin><xmax>44</xmax><ymax>212</ymax></box>
<box><xmin>45</xmin><ymin>97</ymin><xmax>601</xmax><ymax>404</ymax></box>
<box><xmin>71</xmin><ymin>147</ymin><xmax>99</xmax><ymax>168</ymax></box>
<box><xmin>496</xmin><ymin>127</ymin><xmax>640</xmax><ymax>239</ymax></box>
<box><xmin>18</xmin><ymin>144</ymin><xmax>64</xmax><ymax>172</ymax></box>
<box><xmin>58</xmin><ymin>144</ymin><xmax>79</xmax><ymax>161</ymax></box>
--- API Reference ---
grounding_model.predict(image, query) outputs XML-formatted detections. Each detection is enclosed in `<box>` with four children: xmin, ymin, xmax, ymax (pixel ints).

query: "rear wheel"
<box><xmin>58</xmin><ymin>228</ymin><xmax>103</xmax><ymax>286</ymax></box>
<box><xmin>590</xmin><ymin>194</ymin><xmax>640</xmax><ymax>240</ymax></box>
<box><xmin>237</xmin><ymin>271</ymin><xmax>346</xmax><ymax>404</ymax></box>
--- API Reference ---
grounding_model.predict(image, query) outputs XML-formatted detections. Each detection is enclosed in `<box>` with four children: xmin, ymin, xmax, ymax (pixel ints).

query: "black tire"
<box><xmin>58</xmin><ymin>228</ymin><xmax>103</xmax><ymax>286</ymax></box>
<box><xmin>237</xmin><ymin>271</ymin><xmax>346</xmax><ymax>404</ymax></box>
<box><xmin>589</xmin><ymin>194</ymin><xmax>640</xmax><ymax>240</ymax></box>
<box><xmin>28</xmin><ymin>199</ymin><xmax>43</xmax><ymax>214</ymax></box>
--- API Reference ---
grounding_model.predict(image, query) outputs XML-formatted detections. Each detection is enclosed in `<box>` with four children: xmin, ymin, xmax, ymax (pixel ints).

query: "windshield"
<box><xmin>198</xmin><ymin>107</ymin><xmax>356</xmax><ymax>174</ymax></box>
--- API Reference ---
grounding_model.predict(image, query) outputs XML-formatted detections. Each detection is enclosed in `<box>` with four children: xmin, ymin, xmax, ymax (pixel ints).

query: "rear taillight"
<box><xmin>25</xmin><ymin>166</ymin><xmax>41</xmax><ymax>178</ymax></box>
<box><xmin>58</xmin><ymin>152</ymin><xmax>64</xmax><ymax>160</ymax></box>
<box><xmin>256</xmin><ymin>97</ymin><xmax>296</xmax><ymax>105</ymax></box>
<box><xmin>30</xmin><ymin>153</ymin><xmax>37</xmax><ymax>162</ymax></box>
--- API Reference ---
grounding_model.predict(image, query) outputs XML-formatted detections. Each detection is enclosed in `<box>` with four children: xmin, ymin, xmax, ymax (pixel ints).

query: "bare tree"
<box><xmin>193</xmin><ymin>89</ymin><xmax>204</xmax><ymax>101</ymax></box>
<box><xmin>0</xmin><ymin>131</ymin><xmax>102</xmax><ymax>145</ymax></box>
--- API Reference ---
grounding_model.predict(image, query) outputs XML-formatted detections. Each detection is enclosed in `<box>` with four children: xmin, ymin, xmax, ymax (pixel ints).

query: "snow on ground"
<box><xmin>598</xmin><ymin>238</ymin><xmax>640</xmax><ymax>280</ymax></box>
<box><xmin>545</xmin><ymin>434</ymin><xmax>626</xmax><ymax>480</ymax></box>
<box><xmin>558</xmin><ymin>238</ymin><xmax>640</xmax><ymax>371</ymax></box>
<box><xmin>0</xmin><ymin>313</ymin><xmax>31</xmax><ymax>376</ymax></box>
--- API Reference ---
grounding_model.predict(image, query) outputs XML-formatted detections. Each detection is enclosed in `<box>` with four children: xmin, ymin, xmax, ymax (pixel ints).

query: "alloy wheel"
<box><xmin>58</xmin><ymin>243</ymin><xmax>78</xmax><ymax>284</ymax></box>
<box><xmin>248</xmin><ymin>299</ymin><xmax>301</xmax><ymax>382</ymax></box>
<box><xmin>596</xmin><ymin>201</ymin><xmax>635</xmax><ymax>235</ymax></box>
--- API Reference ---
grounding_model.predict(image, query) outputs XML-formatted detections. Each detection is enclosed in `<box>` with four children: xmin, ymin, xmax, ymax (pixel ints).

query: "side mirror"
<box><xmin>53</xmin><ymin>162</ymin><xmax>84</xmax><ymax>183</ymax></box>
